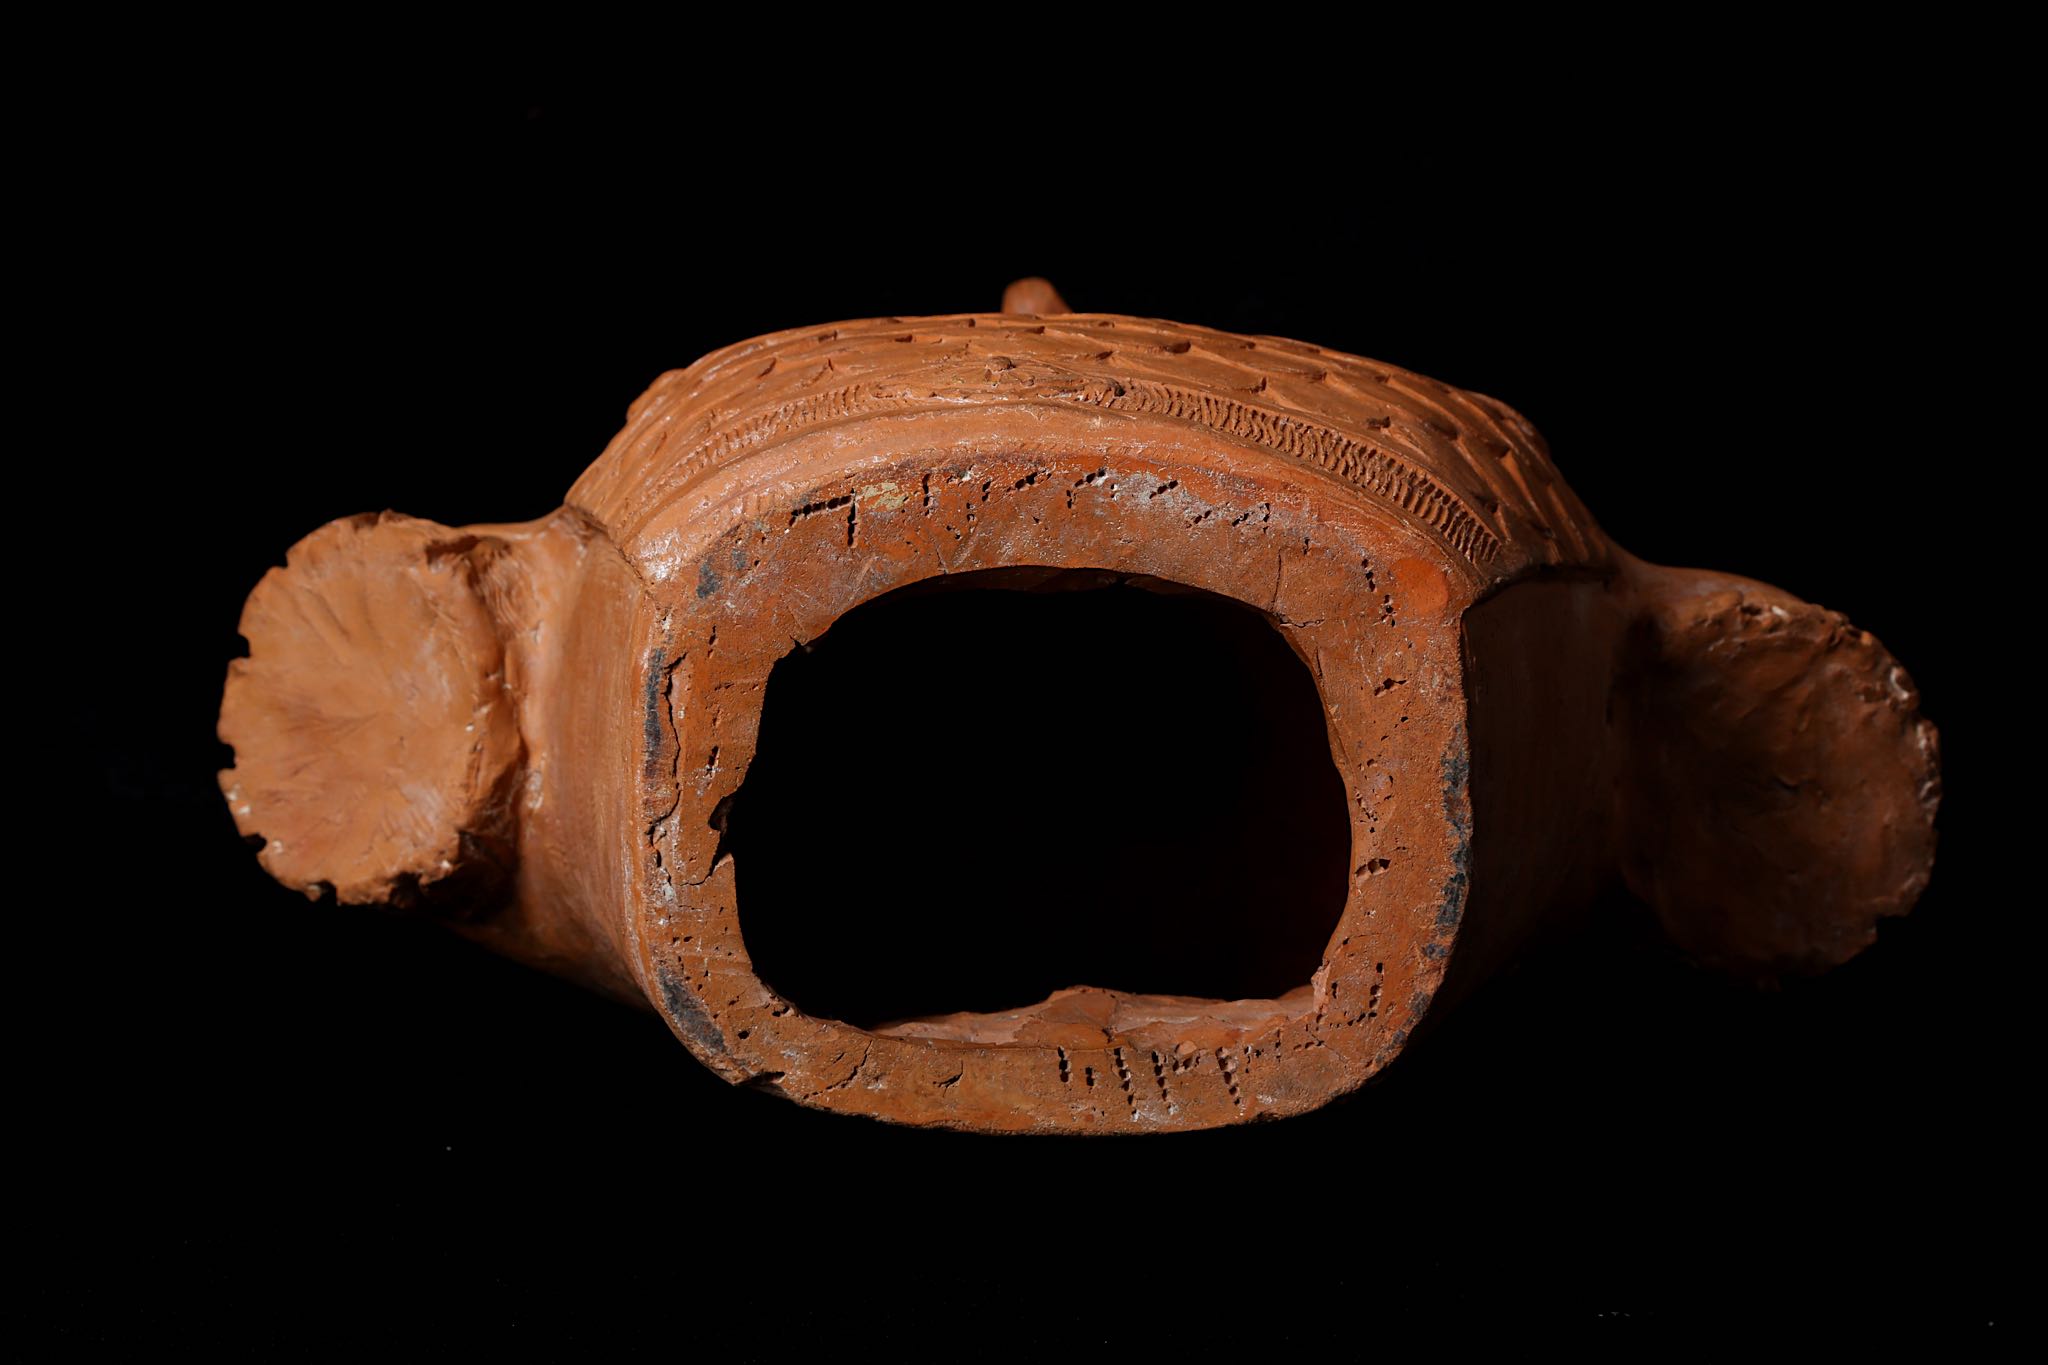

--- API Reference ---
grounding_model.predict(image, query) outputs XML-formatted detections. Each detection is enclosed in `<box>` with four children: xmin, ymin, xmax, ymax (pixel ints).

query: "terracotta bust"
<box><xmin>217</xmin><ymin>280</ymin><xmax>1939</xmax><ymax>1133</ymax></box>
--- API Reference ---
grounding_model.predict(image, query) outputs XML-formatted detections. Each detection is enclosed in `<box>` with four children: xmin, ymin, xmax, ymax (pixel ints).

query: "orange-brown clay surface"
<box><xmin>219</xmin><ymin>287</ymin><xmax>1940</xmax><ymax>1133</ymax></box>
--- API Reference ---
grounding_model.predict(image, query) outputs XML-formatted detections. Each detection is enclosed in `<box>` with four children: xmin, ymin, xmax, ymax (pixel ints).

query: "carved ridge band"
<box><xmin>606</xmin><ymin>374</ymin><xmax>1501</xmax><ymax>569</ymax></box>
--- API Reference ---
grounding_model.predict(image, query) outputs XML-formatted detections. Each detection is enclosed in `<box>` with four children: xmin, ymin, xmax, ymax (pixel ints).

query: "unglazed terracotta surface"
<box><xmin>219</xmin><ymin>284</ymin><xmax>1941</xmax><ymax>1133</ymax></box>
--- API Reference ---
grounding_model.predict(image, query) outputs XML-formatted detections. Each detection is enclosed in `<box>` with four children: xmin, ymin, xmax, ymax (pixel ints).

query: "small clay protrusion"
<box><xmin>1000</xmin><ymin>276</ymin><xmax>1070</xmax><ymax>315</ymax></box>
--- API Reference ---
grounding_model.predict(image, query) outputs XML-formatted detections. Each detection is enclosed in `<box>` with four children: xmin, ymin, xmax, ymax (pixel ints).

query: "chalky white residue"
<box><xmin>642</xmin><ymin>528</ymin><xmax>684</xmax><ymax>585</ymax></box>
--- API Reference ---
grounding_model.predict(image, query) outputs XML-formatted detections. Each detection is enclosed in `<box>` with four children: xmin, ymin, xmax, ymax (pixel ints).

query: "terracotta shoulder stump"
<box><xmin>220</xmin><ymin>282</ymin><xmax>1941</xmax><ymax>1133</ymax></box>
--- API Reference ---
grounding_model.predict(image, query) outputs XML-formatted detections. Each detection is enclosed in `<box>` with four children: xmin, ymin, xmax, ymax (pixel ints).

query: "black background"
<box><xmin>51</xmin><ymin>81</ymin><xmax>2020</xmax><ymax>1347</ymax></box>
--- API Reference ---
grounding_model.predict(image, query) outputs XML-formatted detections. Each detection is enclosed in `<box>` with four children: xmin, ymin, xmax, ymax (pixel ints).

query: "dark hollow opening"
<box><xmin>727</xmin><ymin>568</ymin><xmax>1351</xmax><ymax>1030</ymax></box>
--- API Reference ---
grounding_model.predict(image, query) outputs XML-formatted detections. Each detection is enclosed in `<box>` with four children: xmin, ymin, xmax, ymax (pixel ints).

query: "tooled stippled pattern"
<box><xmin>567</xmin><ymin>314</ymin><xmax>1607</xmax><ymax>576</ymax></box>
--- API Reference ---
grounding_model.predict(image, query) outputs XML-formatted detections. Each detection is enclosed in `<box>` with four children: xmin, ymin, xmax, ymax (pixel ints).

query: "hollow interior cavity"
<box><xmin>728</xmin><ymin>568</ymin><xmax>1351</xmax><ymax>1031</ymax></box>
